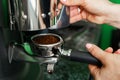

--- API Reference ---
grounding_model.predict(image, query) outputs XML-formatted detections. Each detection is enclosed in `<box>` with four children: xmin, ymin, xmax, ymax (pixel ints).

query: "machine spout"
<box><xmin>47</xmin><ymin>63</ymin><xmax>55</xmax><ymax>74</ymax></box>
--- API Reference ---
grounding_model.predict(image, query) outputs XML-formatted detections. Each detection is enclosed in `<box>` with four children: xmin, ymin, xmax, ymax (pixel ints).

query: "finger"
<box><xmin>105</xmin><ymin>47</ymin><xmax>113</xmax><ymax>53</ymax></box>
<box><xmin>81</xmin><ymin>10</ymin><xmax>87</xmax><ymax>19</ymax></box>
<box><xmin>70</xmin><ymin>7</ymin><xmax>81</xmax><ymax>17</ymax></box>
<box><xmin>85</xmin><ymin>43</ymin><xmax>107</xmax><ymax>64</ymax></box>
<box><xmin>58</xmin><ymin>2</ymin><xmax>63</xmax><ymax>10</ymax></box>
<box><xmin>70</xmin><ymin>6</ymin><xmax>78</xmax><ymax>10</ymax></box>
<box><xmin>70</xmin><ymin>14</ymin><xmax>82</xmax><ymax>23</ymax></box>
<box><xmin>60</xmin><ymin>0</ymin><xmax>84</xmax><ymax>6</ymax></box>
<box><xmin>114</xmin><ymin>49</ymin><xmax>120</xmax><ymax>54</ymax></box>
<box><xmin>88</xmin><ymin>64</ymin><xmax>99</xmax><ymax>77</ymax></box>
<box><xmin>87</xmin><ymin>15</ymin><xmax>105</xmax><ymax>24</ymax></box>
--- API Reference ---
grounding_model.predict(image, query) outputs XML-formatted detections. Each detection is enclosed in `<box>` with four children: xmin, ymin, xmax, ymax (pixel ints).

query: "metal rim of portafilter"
<box><xmin>31</xmin><ymin>33</ymin><xmax>63</xmax><ymax>47</ymax></box>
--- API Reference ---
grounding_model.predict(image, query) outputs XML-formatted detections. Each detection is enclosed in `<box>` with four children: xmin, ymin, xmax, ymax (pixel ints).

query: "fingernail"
<box><xmin>117</xmin><ymin>49</ymin><xmax>120</xmax><ymax>53</ymax></box>
<box><xmin>86</xmin><ymin>43</ymin><xmax>93</xmax><ymax>49</ymax></box>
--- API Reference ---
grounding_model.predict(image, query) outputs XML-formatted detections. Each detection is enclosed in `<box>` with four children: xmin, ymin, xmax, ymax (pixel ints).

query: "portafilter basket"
<box><xmin>31</xmin><ymin>33</ymin><xmax>63</xmax><ymax>57</ymax></box>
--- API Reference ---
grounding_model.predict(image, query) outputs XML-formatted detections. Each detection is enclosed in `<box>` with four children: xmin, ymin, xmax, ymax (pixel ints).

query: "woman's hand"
<box><xmin>86</xmin><ymin>43</ymin><xmax>120</xmax><ymax>80</ymax></box>
<box><xmin>60</xmin><ymin>0</ymin><xmax>120</xmax><ymax>28</ymax></box>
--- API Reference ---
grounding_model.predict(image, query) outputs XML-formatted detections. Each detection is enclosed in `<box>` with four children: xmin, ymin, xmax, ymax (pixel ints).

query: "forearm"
<box><xmin>105</xmin><ymin>4</ymin><xmax>120</xmax><ymax>29</ymax></box>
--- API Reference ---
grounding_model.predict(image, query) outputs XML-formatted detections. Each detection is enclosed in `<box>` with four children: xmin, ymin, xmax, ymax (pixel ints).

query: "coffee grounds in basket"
<box><xmin>32</xmin><ymin>35</ymin><xmax>60</xmax><ymax>44</ymax></box>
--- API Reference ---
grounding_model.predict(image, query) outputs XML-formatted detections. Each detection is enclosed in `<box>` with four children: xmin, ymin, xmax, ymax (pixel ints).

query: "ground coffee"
<box><xmin>32</xmin><ymin>35</ymin><xmax>60</xmax><ymax>45</ymax></box>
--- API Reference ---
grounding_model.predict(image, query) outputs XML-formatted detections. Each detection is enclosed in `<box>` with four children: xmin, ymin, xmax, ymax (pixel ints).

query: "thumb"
<box><xmin>86</xmin><ymin>43</ymin><xmax>107</xmax><ymax>64</ymax></box>
<box><xmin>60</xmin><ymin>0</ymin><xmax>84</xmax><ymax>6</ymax></box>
<box><xmin>88</xmin><ymin>64</ymin><xmax>100</xmax><ymax>77</ymax></box>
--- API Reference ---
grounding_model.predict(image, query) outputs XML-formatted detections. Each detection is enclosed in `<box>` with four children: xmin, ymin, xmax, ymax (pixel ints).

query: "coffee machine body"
<box><xmin>1</xmin><ymin>0</ymin><xmax>69</xmax><ymax>76</ymax></box>
<box><xmin>0</xmin><ymin>0</ymin><xmax>69</xmax><ymax>80</ymax></box>
<box><xmin>8</xmin><ymin>0</ymin><xmax>70</xmax><ymax>31</ymax></box>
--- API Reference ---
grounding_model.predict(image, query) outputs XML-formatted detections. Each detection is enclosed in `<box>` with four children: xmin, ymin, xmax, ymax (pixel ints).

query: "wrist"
<box><xmin>105</xmin><ymin>4</ymin><xmax>120</xmax><ymax>28</ymax></box>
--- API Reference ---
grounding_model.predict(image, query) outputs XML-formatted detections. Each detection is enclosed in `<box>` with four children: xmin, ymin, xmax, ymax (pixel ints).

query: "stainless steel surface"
<box><xmin>47</xmin><ymin>63</ymin><xmax>55</xmax><ymax>73</ymax></box>
<box><xmin>31</xmin><ymin>33</ymin><xmax>63</xmax><ymax>47</ymax></box>
<box><xmin>8</xmin><ymin>0</ymin><xmax>69</xmax><ymax>31</ymax></box>
<box><xmin>31</xmin><ymin>33</ymin><xmax>63</xmax><ymax>57</ymax></box>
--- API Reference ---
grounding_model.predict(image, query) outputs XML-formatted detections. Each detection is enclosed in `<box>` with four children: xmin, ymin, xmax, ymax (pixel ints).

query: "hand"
<box><xmin>86</xmin><ymin>43</ymin><xmax>120</xmax><ymax>80</ymax></box>
<box><xmin>50</xmin><ymin>0</ymin><xmax>58</xmax><ymax>19</ymax></box>
<box><xmin>60</xmin><ymin>0</ymin><xmax>120</xmax><ymax>28</ymax></box>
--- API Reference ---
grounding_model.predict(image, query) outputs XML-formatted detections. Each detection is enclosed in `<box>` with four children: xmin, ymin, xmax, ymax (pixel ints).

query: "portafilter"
<box><xmin>30</xmin><ymin>33</ymin><xmax>101</xmax><ymax>72</ymax></box>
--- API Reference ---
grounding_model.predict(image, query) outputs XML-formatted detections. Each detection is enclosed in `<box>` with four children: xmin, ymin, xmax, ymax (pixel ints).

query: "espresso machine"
<box><xmin>0</xmin><ymin>0</ymin><xmax>101</xmax><ymax>80</ymax></box>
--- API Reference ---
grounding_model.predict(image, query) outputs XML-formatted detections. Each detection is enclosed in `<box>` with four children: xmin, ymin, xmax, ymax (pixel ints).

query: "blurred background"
<box><xmin>0</xmin><ymin>0</ymin><xmax>120</xmax><ymax>80</ymax></box>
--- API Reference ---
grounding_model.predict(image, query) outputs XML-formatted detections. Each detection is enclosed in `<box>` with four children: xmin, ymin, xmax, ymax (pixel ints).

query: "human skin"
<box><xmin>59</xmin><ymin>0</ymin><xmax>120</xmax><ymax>28</ymax></box>
<box><xmin>86</xmin><ymin>43</ymin><xmax>120</xmax><ymax>80</ymax></box>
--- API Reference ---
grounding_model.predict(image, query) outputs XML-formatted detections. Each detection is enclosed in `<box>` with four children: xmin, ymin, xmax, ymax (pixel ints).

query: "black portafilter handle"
<box><xmin>61</xmin><ymin>49</ymin><xmax>101</xmax><ymax>66</ymax></box>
